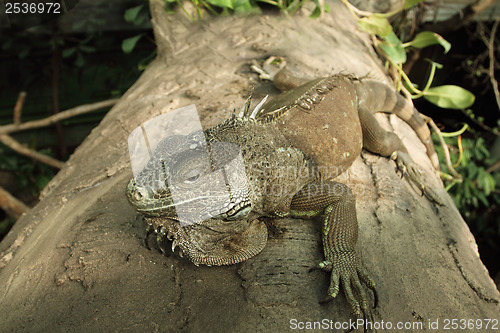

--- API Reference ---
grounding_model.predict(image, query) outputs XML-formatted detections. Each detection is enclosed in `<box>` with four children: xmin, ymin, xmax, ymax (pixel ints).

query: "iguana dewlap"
<box><xmin>126</xmin><ymin>57</ymin><xmax>440</xmax><ymax>326</ymax></box>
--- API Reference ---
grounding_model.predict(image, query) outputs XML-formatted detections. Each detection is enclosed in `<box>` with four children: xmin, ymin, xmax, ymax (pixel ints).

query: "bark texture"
<box><xmin>0</xmin><ymin>0</ymin><xmax>498</xmax><ymax>331</ymax></box>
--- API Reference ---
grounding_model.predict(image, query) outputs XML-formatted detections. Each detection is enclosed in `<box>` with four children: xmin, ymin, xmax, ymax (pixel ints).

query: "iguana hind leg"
<box><xmin>359</xmin><ymin>107</ymin><xmax>442</xmax><ymax>204</ymax></box>
<box><xmin>289</xmin><ymin>180</ymin><xmax>376</xmax><ymax>318</ymax></box>
<box><xmin>355</xmin><ymin>80</ymin><xmax>439</xmax><ymax>169</ymax></box>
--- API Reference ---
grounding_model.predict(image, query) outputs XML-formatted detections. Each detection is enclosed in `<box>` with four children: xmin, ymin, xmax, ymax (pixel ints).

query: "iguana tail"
<box><xmin>354</xmin><ymin>80</ymin><xmax>440</xmax><ymax>170</ymax></box>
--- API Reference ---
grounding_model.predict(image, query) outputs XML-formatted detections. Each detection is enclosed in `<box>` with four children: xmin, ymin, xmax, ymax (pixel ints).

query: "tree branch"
<box><xmin>13</xmin><ymin>92</ymin><xmax>26</xmax><ymax>125</ymax></box>
<box><xmin>423</xmin><ymin>115</ymin><xmax>463</xmax><ymax>179</ymax></box>
<box><xmin>0</xmin><ymin>134</ymin><xmax>65</xmax><ymax>169</ymax></box>
<box><xmin>488</xmin><ymin>19</ymin><xmax>500</xmax><ymax>111</ymax></box>
<box><xmin>486</xmin><ymin>158</ymin><xmax>500</xmax><ymax>173</ymax></box>
<box><xmin>0</xmin><ymin>185</ymin><xmax>30</xmax><ymax>219</ymax></box>
<box><xmin>0</xmin><ymin>98</ymin><xmax>119</xmax><ymax>135</ymax></box>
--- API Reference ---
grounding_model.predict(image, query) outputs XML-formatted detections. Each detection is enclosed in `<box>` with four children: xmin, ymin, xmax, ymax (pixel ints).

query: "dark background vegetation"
<box><xmin>0</xmin><ymin>0</ymin><xmax>155</xmax><ymax>233</ymax></box>
<box><xmin>0</xmin><ymin>0</ymin><xmax>499</xmax><ymax>283</ymax></box>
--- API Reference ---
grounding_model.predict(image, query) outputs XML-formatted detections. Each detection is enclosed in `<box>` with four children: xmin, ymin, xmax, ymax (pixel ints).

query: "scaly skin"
<box><xmin>127</xmin><ymin>57</ymin><xmax>440</xmax><ymax>326</ymax></box>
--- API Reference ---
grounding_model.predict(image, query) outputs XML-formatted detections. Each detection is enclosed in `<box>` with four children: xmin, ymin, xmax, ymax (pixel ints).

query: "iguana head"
<box><xmin>126</xmin><ymin>130</ymin><xmax>266</xmax><ymax>265</ymax></box>
<box><xmin>126</xmin><ymin>131</ymin><xmax>252</xmax><ymax>222</ymax></box>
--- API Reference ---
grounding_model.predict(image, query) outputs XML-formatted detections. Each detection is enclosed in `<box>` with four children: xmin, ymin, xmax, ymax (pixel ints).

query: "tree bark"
<box><xmin>0</xmin><ymin>0</ymin><xmax>498</xmax><ymax>331</ymax></box>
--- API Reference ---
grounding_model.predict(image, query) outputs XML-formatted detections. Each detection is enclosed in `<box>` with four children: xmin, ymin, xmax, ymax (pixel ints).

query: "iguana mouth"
<box><xmin>126</xmin><ymin>180</ymin><xmax>174</xmax><ymax>217</ymax></box>
<box><xmin>127</xmin><ymin>178</ymin><xmax>253</xmax><ymax>221</ymax></box>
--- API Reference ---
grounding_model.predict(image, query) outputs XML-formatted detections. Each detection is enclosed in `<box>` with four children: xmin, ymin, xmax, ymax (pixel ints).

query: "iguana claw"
<box><xmin>250</xmin><ymin>56</ymin><xmax>286</xmax><ymax>81</ymax></box>
<box><xmin>391</xmin><ymin>151</ymin><xmax>443</xmax><ymax>205</ymax></box>
<box><xmin>313</xmin><ymin>251</ymin><xmax>377</xmax><ymax>333</ymax></box>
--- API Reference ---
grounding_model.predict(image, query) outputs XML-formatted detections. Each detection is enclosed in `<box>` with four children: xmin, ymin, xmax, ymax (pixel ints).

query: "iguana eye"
<box><xmin>186</xmin><ymin>175</ymin><xmax>200</xmax><ymax>183</ymax></box>
<box><xmin>184</xmin><ymin>169</ymin><xmax>201</xmax><ymax>183</ymax></box>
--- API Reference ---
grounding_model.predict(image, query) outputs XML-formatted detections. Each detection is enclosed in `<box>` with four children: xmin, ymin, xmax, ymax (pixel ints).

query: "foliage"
<box><xmin>162</xmin><ymin>0</ymin><xmax>328</xmax><ymax>20</ymax></box>
<box><xmin>341</xmin><ymin>0</ymin><xmax>499</xmax><ymax>272</ymax></box>
<box><xmin>122</xmin><ymin>3</ymin><xmax>157</xmax><ymax>70</ymax></box>
<box><xmin>442</xmin><ymin>135</ymin><xmax>496</xmax><ymax>206</ymax></box>
<box><xmin>437</xmin><ymin>131</ymin><xmax>500</xmax><ymax>258</ymax></box>
<box><xmin>122</xmin><ymin>3</ymin><xmax>149</xmax><ymax>54</ymax></box>
<box><xmin>161</xmin><ymin>0</ymin><xmax>474</xmax><ymax>110</ymax></box>
<box><xmin>343</xmin><ymin>0</ymin><xmax>474</xmax><ymax>110</ymax></box>
<box><xmin>0</xmin><ymin>145</ymin><xmax>53</xmax><ymax>240</ymax></box>
<box><xmin>61</xmin><ymin>35</ymin><xmax>97</xmax><ymax>68</ymax></box>
<box><xmin>0</xmin><ymin>143</ymin><xmax>55</xmax><ymax>194</ymax></box>
<box><xmin>0</xmin><ymin>3</ymin><xmax>156</xmax><ymax>243</ymax></box>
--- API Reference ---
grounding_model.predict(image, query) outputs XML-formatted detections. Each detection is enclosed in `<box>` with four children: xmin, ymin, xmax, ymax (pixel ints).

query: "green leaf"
<box><xmin>72</xmin><ymin>20</ymin><xmax>86</xmax><ymax>30</ymax></box>
<box><xmin>35</xmin><ymin>175</ymin><xmax>51</xmax><ymax>190</ymax></box>
<box><xmin>134</xmin><ymin>12</ymin><xmax>147</xmax><ymax>26</ymax></box>
<box><xmin>404</xmin><ymin>0</ymin><xmax>425</xmax><ymax>9</ymax></box>
<box><xmin>309</xmin><ymin>0</ymin><xmax>321</xmax><ymax>18</ymax></box>
<box><xmin>124</xmin><ymin>5</ymin><xmax>144</xmax><ymax>23</ymax></box>
<box><xmin>138</xmin><ymin>49</ymin><xmax>157</xmax><ymax>71</ymax></box>
<box><xmin>206</xmin><ymin>0</ymin><xmax>234</xmax><ymax>9</ymax></box>
<box><xmin>463</xmin><ymin>180</ymin><xmax>472</xmax><ymax>200</ymax></box>
<box><xmin>379</xmin><ymin>31</ymin><xmax>406</xmax><ymax>64</ymax></box>
<box><xmin>310</xmin><ymin>5</ymin><xmax>321</xmax><ymax>18</ymax></box>
<box><xmin>484</xmin><ymin>171</ymin><xmax>495</xmax><ymax>195</ymax></box>
<box><xmin>477</xmin><ymin>192</ymin><xmax>488</xmax><ymax>207</ymax></box>
<box><xmin>358</xmin><ymin>16</ymin><xmax>392</xmax><ymax>37</ymax></box>
<box><xmin>408</xmin><ymin>31</ymin><xmax>451</xmax><ymax>53</ymax></box>
<box><xmin>62</xmin><ymin>47</ymin><xmax>76</xmax><ymax>58</ymax></box>
<box><xmin>424</xmin><ymin>85</ymin><xmax>475</xmax><ymax>109</ymax></box>
<box><xmin>234</xmin><ymin>0</ymin><xmax>261</xmax><ymax>14</ymax></box>
<box><xmin>75</xmin><ymin>52</ymin><xmax>85</xmax><ymax>67</ymax></box>
<box><xmin>79</xmin><ymin>45</ymin><xmax>96</xmax><ymax>53</ymax></box>
<box><xmin>19</xmin><ymin>47</ymin><xmax>30</xmax><ymax>59</ymax></box>
<box><xmin>122</xmin><ymin>35</ymin><xmax>143</xmax><ymax>54</ymax></box>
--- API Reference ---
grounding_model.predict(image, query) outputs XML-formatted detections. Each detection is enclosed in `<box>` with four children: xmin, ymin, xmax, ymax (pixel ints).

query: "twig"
<box><xmin>460</xmin><ymin>109</ymin><xmax>500</xmax><ymax>135</ymax></box>
<box><xmin>488</xmin><ymin>19</ymin><xmax>500</xmax><ymax>111</ymax></box>
<box><xmin>423</xmin><ymin>115</ymin><xmax>463</xmax><ymax>179</ymax></box>
<box><xmin>485</xmin><ymin>158</ymin><xmax>500</xmax><ymax>173</ymax></box>
<box><xmin>13</xmin><ymin>92</ymin><xmax>26</xmax><ymax>125</ymax></box>
<box><xmin>0</xmin><ymin>98</ymin><xmax>119</xmax><ymax>135</ymax></box>
<box><xmin>0</xmin><ymin>185</ymin><xmax>30</xmax><ymax>219</ymax></box>
<box><xmin>0</xmin><ymin>134</ymin><xmax>65</xmax><ymax>169</ymax></box>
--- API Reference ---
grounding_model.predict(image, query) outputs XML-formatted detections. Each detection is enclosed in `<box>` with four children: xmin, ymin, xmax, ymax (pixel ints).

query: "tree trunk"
<box><xmin>1</xmin><ymin>0</ymin><xmax>498</xmax><ymax>331</ymax></box>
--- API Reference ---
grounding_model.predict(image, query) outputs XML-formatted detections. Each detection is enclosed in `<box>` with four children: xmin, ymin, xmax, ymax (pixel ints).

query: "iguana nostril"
<box><xmin>134</xmin><ymin>191</ymin><xmax>144</xmax><ymax>201</ymax></box>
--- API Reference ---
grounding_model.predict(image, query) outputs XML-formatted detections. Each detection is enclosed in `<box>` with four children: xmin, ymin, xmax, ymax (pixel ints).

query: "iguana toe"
<box><xmin>323</xmin><ymin>250</ymin><xmax>376</xmax><ymax>319</ymax></box>
<box><xmin>250</xmin><ymin>56</ymin><xmax>286</xmax><ymax>81</ymax></box>
<box><xmin>357</xmin><ymin>267</ymin><xmax>378</xmax><ymax>308</ymax></box>
<box><xmin>391</xmin><ymin>151</ymin><xmax>443</xmax><ymax>205</ymax></box>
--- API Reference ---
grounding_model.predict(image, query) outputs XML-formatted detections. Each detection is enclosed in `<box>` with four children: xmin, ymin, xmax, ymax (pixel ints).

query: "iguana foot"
<box><xmin>391</xmin><ymin>151</ymin><xmax>443</xmax><ymax>205</ymax></box>
<box><xmin>318</xmin><ymin>250</ymin><xmax>377</xmax><ymax>332</ymax></box>
<box><xmin>318</xmin><ymin>250</ymin><xmax>377</xmax><ymax>313</ymax></box>
<box><xmin>250</xmin><ymin>56</ymin><xmax>286</xmax><ymax>81</ymax></box>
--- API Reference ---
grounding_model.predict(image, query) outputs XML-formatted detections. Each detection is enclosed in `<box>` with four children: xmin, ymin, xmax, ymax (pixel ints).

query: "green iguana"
<box><xmin>126</xmin><ymin>57</ymin><xmax>441</xmax><ymax>325</ymax></box>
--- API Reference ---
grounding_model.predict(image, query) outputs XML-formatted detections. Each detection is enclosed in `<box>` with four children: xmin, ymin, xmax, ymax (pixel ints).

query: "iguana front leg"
<box><xmin>251</xmin><ymin>56</ymin><xmax>308</xmax><ymax>91</ymax></box>
<box><xmin>289</xmin><ymin>181</ymin><xmax>377</xmax><ymax>320</ymax></box>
